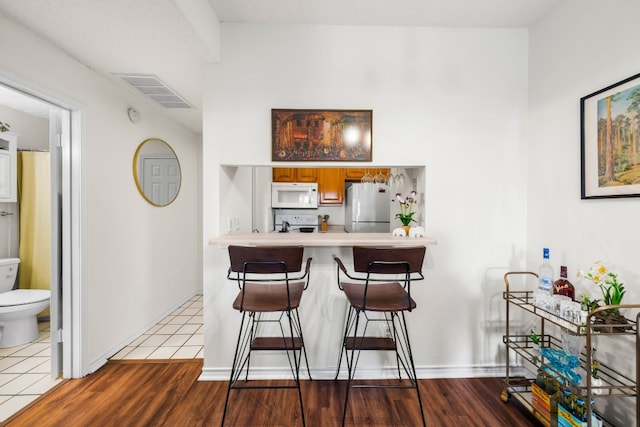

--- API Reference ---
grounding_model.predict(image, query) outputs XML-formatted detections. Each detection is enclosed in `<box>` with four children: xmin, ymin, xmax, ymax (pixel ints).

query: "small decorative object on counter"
<box><xmin>553</xmin><ymin>265</ymin><xmax>575</xmax><ymax>300</ymax></box>
<box><xmin>392</xmin><ymin>226</ymin><xmax>425</xmax><ymax>238</ymax></box>
<box><xmin>392</xmin><ymin>227</ymin><xmax>407</xmax><ymax>237</ymax></box>
<box><xmin>408</xmin><ymin>226</ymin><xmax>425</xmax><ymax>237</ymax></box>
<box><xmin>319</xmin><ymin>215</ymin><xmax>329</xmax><ymax>233</ymax></box>
<box><xmin>537</xmin><ymin>248</ymin><xmax>554</xmax><ymax>295</ymax></box>
<box><xmin>393</xmin><ymin>190</ymin><xmax>417</xmax><ymax>235</ymax></box>
<box><xmin>0</xmin><ymin>121</ymin><xmax>9</xmax><ymax>132</ymax></box>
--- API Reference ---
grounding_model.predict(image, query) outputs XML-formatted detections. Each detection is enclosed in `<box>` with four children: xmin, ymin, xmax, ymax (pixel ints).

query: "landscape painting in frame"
<box><xmin>581</xmin><ymin>72</ymin><xmax>640</xmax><ymax>198</ymax></box>
<box><xmin>272</xmin><ymin>109</ymin><xmax>372</xmax><ymax>161</ymax></box>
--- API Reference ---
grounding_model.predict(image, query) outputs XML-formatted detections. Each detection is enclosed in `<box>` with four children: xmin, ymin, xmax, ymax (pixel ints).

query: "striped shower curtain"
<box><xmin>17</xmin><ymin>151</ymin><xmax>51</xmax><ymax>301</ymax></box>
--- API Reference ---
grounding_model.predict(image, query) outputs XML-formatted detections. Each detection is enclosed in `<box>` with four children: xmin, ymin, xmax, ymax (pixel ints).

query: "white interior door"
<box><xmin>49</xmin><ymin>108</ymin><xmax>65</xmax><ymax>379</ymax></box>
<box><xmin>141</xmin><ymin>156</ymin><xmax>179</xmax><ymax>205</ymax></box>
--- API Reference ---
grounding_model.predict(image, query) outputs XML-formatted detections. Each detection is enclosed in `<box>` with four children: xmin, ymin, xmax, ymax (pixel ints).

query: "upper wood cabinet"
<box><xmin>317</xmin><ymin>168</ymin><xmax>345</xmax><ymax>206</ymax></box>
<box><xmin>272</xmin><ymin>168</ymin><xmax>317</xmax><ymax>182</ymax></box>
<box><xmin>272</xmin><ymin>168</ymin><xmax>295</xmax><ymax>182</ymax></box>
<box><xmin>344</xmin><ymin>168</ymin><xmax>390</xmax><ymax>181</ymax></box>
<box><xmin>272</xmin><ymin>167</ymin><xmax>391</xmax><ymax>205</ymax></box>
<box><xmin>343</xmin><ymin>168</ymin><xmax>367</xmax><ymax>181</ymax></box>
<box><xmin>295</xmin><ymin>168</ymin><xmax>318</xmax><ymax>182</ymax></box>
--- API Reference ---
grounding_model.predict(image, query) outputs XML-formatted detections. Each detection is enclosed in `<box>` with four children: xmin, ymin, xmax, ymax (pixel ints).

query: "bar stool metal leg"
<box><xmin>223</xmin><ymin>245</ymin><xmax>312</xmax><ymax>426</ymax></box>
<box><xmin>287</xmin><ymin>309</ymin><xmax>306</xmax><ymax>427</ymax></box>
<box><xmin>334</xmin><ymin>246</ymin><xmax>428</xmax><ymax>427</ymax></box>
<box><xmin>399</xmin><ymin>311</ymin><xmax>426</xmax><ymax>426</ymax></box>
<box><xmin>341</xmin><ymin>307</ymin><xmax>363</xmax><ymax>427</ymax></box>
<box><xmin>221</xmin><ymin>311</ymin><xmax>249</xmax><ymax>427</ymax></box>
<box><xmin>334</xmin><ymin>305</ymin><xmax>356</xmax><ymax>380</ymax></box>
<box><xmin>293</xmin><ymin>308</ymin><xmax>312</xmax><ymax>380</ymax></box>
<box><xmin>221</xmin><ymin>309</ymin><xmax>307</xmax><ymax>427</ymax></box>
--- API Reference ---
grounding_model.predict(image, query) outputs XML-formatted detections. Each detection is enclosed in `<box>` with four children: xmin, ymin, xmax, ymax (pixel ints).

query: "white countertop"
<box><xmin>209</xmin><ymin>229</ymin><xmax>437</xmax><ymax>247</ymax></box>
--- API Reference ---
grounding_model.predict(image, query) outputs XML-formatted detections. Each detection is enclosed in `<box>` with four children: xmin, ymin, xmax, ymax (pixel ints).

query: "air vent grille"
<box><xmin>113</xmin><ymin>74</ymin><xmax>192</xmax><ymax>109</ymax></box>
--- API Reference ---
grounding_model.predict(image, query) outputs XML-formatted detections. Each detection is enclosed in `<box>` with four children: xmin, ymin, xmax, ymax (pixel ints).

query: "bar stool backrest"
<box><xmin>227</xmin><ymin>245</ymin><xmax>310</xmax><ymax>313</ymax></box>
<box><xmin>353</xmin><ymin>246</ymin><xmax>426</xmax><ymax>275</ymax></box>
<box><xmin>228</xmin><ymin>245</ymin><xmax>304</xmax><ymax>275</ymax></box>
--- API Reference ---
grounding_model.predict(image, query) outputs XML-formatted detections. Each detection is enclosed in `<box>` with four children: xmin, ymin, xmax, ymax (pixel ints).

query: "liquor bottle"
<box><xmin>553</xmin><ymin>265</ymin><xmax>575</xmax><ymax>300</ymax></box>
<box><xmin>538</xmin><ymin>248</ymin><xmax>554</xmax><ymax>294</ymax></box>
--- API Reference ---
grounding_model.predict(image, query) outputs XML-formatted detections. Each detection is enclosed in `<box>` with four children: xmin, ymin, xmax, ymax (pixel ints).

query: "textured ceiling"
<box><xmin>0</xmin><ymin>0</ymin><xmax>561</xmax><ymax>133</ymax></box>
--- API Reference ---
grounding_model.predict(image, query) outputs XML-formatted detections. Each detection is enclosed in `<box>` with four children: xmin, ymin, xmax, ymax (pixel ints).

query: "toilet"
<box><xmin>0</xmin><ymin>258</ymin><xmax>50</xmax><ymax>348</ymax></box>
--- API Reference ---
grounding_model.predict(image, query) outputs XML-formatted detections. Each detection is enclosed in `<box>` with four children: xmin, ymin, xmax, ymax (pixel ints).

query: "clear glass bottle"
<box><xmin>553</xmin><ymin>265</ymin><xmax>575</xmax><ymax>300</ymax></box>
<box><xmin>538</xmin><ymin>248</ymin><xmax>554</xmax><ymax>295</ymax></box>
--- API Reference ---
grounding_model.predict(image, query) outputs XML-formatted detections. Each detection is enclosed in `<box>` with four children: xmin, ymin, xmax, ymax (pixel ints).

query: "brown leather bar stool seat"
<box><xmin>334</xmin><ymin>246</ymin><xmax>427</xmax><ymax>427</ymax></box>
<box><xmin>221</xmin><ymin>245</ymin><xmax>312</xmax><ymax>427</ymax></box>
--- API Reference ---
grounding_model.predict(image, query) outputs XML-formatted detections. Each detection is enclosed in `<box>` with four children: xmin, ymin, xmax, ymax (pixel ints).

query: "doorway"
<box><xmin>0</xmin><ymin>82</ymin><xmax>72</xmax><ymax>380</ymax></box>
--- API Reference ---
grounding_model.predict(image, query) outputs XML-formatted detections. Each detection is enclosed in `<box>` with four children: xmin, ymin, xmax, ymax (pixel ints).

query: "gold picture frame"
<box><xmin>272</xmin><ymin>109</ymin><xmax>372</xmax><ymax>162</ymax></box>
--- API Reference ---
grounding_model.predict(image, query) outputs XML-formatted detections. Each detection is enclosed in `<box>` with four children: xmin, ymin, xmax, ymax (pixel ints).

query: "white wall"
<box><xmin>204</xmin><ymin>24</ymin><xmax>528</xmax><ymax>373</ymax></box>
<box><xmin>529</xmin><ymin>1</ymin><xmax>640</xmax><ymax>424</ymax></box>
<box><xmin>0</xmin><ymin>105</ymin><xmax>48</xmax><ymax>150</ymax></box>
<box><xmin>0</xmin><ymin>14</ymin><xmax>202</xmax><ymax>373</ymax></box>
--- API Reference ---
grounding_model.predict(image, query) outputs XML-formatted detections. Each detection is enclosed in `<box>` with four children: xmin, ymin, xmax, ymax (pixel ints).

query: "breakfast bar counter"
<box><xmin>209</xmin><ymin>228</ymin><xmax>437</xmax><ymax>247</ymax></box>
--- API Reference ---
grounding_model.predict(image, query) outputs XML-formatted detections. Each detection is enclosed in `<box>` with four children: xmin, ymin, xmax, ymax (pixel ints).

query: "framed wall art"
<box><xmin>272</xmin><ymin>109</ymin><xmax>372</xmax><ymax>161</ymax></box>
<box><xmin>581</xmin><ymin>72</ymin><xmax>640</xmax><ymax>198</ymax></box>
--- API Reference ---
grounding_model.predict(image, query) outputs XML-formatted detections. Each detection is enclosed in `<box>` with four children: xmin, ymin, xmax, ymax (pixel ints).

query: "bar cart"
<box><xmin>502</xmin><ymin>271</ymin><xmax>640</xmax><ymax>426</ymax></box>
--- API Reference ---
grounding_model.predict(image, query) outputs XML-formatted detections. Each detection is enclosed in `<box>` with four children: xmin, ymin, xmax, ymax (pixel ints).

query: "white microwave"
<box><xmin>271</xmin><ymin>182</ymin><xmax>318</xmax><ymax>209</ymax></box>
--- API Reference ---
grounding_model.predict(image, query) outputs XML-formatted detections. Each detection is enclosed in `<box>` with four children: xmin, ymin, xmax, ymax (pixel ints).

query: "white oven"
<box><xmin>271</xmin><ymin>182</ymin><xmax>318</xmax><ymax>209</ymax></box>
<box><xmin>274</xmin><ymin>213</ymin><xmax>319</xmax><ymax>233</ymax></box>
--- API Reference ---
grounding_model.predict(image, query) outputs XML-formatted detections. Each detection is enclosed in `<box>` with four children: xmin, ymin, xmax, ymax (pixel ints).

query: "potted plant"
<box><xmin>578</xmin><ymin>261</ymin><xmax>629</xmax><ymax>329</ymax></box>
<box><xmin>393</xmin><ymin>190</ymin><xmax>417</xmax><ymax>235</ymax></box>
<box><xmin>0</xmin><ymin>121</ymin><xmax>10</xmax><ymax>132</ymax></box>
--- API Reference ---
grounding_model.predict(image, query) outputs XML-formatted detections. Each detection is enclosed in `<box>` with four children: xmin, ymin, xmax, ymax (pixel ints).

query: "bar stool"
<box><xmin>334</xmin><ymin>246</ymin><xmax>426</xmax><ymax>426</ymax></box>
<box><xmin>221</xmin><ymin>245</ymin><xmax>312</xmax><ymax>426</ymax></box>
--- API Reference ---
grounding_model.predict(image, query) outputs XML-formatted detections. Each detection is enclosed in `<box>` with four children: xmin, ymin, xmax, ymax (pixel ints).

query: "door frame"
<box><xmin>0</xmin><ymin>74</ymin><xmax>86</xmax><ymax>378</ymax></box>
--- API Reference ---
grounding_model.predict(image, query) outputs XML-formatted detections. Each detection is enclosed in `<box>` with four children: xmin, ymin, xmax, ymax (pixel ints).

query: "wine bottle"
<box><xmin>538</xmin><ymin>248</ymin><xmax>554</xmax><ymax>295</ymax></box>
<box><xmin>553</xmin><ymin>265</ymin><xmax>575</xmax><ymax>300</ymax></box>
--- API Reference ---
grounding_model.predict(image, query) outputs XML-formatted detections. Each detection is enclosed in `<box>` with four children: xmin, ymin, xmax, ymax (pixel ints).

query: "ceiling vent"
<box><xmin>113</xmin><ymin>74</ymin><xmax>192</xmax><ymax>109</ymax></box>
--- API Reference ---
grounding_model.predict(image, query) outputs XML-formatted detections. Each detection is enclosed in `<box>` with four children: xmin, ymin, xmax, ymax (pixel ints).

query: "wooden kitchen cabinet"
<box><xmin>272</xmin><ymin>167</ymin><xmax>390</xmax><ymax>205</ymax></box>
<box><xmin>317</xmin><ymin>168</ymin><xmax>345</xmax><ymax>206</ymax></box>
<box><xmin>295</xmin><ymin>168</ymin><xmax>318</xmax><ymax>182</ymax></box>
<box><xmin>344</xmin><ymin>168</ymin><xmax>367</xmax><ymax>181</ymax></box>
<box><xmin>272</xmin><ymin>168</ymin><xmax>317</xmax><ymax>182</ymax></box>
<box><xmin>344</xmin><ymin>168</ymin><xmax>390</xmax><ymax>181</ymax></box>
<box><xmin>272</xmin><ymin>168</ymin><xmax>295</xmax><ymax>182</ymax></box>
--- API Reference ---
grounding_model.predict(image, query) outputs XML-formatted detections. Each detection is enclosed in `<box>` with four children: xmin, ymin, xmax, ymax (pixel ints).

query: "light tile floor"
<box><xmin>110</xmin><ymin>294</ymin><xmax>204</xmax><ymax>360</ymax></box>
<box><xmin>0</xmin><ymin>294</ymin><xmax>204</xmax><ymax>422</ymax></box>
<box><xmin>0</xmin><ymin>321</ymin><xmax>61</xmax><ymax>422</ymax></box>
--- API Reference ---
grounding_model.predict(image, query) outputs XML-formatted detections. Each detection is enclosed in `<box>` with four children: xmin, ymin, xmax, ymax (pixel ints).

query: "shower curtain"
<box><xmin>17</xmin><ymin>152</ymin><xmax>51</xmax><ymax>305</ymax></box>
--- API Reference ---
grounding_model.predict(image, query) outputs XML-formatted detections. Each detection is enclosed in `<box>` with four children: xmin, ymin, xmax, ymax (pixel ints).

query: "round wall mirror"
<box><xmin>133</xmin><ymin>138</ymin><xmax>181</xmax><ymax>206</ymax></box>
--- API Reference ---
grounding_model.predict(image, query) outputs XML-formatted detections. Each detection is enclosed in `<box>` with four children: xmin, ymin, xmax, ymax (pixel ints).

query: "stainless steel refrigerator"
<box><xmin>344</xmin><ymin>183</ymin><xmax>391</xmax><ymax>232</ymax></box>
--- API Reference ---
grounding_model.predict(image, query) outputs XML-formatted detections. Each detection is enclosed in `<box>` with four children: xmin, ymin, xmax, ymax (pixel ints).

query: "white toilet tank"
<box><xmin>0</xmin><ymin>258</ymin><xmax>19</xmax><ymax>293</ymax></box>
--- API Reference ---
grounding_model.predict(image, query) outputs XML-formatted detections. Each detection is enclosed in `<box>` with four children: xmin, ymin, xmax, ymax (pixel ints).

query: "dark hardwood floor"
<box><xmin>4</xmin><ymin>360</ymin><xmax>539</xmax><ymax>426</ymax></box>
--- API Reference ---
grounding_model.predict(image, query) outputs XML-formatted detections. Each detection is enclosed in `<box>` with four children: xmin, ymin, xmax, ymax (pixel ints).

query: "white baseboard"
<box><xmin>88</xmin><ymin>290</ymin><xmax>202</xmax><ymax>374</ymax></box>
<box><xmin>198</xmin><ymin>364</ymin><xmax>529</xmax><ymax>381</ymax></box>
